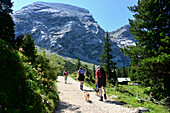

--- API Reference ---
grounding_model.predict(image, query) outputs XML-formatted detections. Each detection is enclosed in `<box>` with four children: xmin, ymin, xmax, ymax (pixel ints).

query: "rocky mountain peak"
<box><xmin>110</xmin><ymin>25</ymin><xmax>133</xmax><ymax>38</ymax></box>
<box><xmin>109</xmin><ymin>25</ymin><xmax>136</xmax><ymax>48</ymax></box>
<box><xmin>17</xmin><ymin>1</ymin><xmax>90</xmax><ymax>14</ymax></box>
<box><xmin>13</xmin><ymin>2</ymin><xmax>105</xmax><ymax>64</ymax></box>
<box><xmin>12</xmin><ymin>2</ymin><xmax>135</xmax><ymax>67</ymax></box>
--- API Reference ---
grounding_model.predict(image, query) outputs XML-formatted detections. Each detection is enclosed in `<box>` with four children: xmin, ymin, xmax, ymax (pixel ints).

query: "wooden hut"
<box><xmin>117</xmin><ymin>78</ymin><xmax>131</xmax><ymax>85</ymax></box>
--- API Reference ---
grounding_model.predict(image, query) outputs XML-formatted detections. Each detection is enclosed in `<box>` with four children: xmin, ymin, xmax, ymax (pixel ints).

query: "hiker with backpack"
<box><xmin>63</xmin><ymin>69</ymin><xmax>68</xmax><ymax>84</ymax></box>
<box><xmin>77</xmin><ymin>67</ymin><xmax>85</xmax><ymax>91</ymax></box>
<box><xmin>95</xmin><ymin>66</ymin><xmax>107</xmax><ymax>101</ymax></box>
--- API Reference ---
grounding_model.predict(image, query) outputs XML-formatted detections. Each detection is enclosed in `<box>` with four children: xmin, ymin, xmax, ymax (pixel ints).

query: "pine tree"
<box><xmin>85</xmin><ymin>65</ymin><xmax>91</xmax><ymax>80</ymax></box>
<box><xmin>100</xmin><ymin>32</ymin><xmax>117</xmax><ymax>81</ymax></box>
<box><xmin>77</xmin><ymin>57</ymin><xmax>81</xmax><ymax>70</ymax></box>
<box><xmin>116</xmin><ymin>68</ymin><xmax>121</xmax><ymax>77</ymax></box>
<box><xmin>22</xmin><ymin>33</ymin><xmax>37</xmax><ymax>64</ymax></box>
<box><xmin>120</xmin><ymin>66</ymin><xmax>127</xmax><ymax>77</ymax></box>
<box><xmin>92</xmin><ymin>64</ymin><xmax>96</xmax><ymax>81</ymax></box>
<box><xmin>123</xmin><ymin>0</ymin><xmax>170</xmax><ymax>99</ymax></box>
<box><xmin>0</xmin><ymin>0</ymin><xmax>15</xmax><ymax>44</ymax></box>
<box><xmin>15</xmin><ymin>34</ymin><xmax>24</xmax><ymax>49</ymax></box>
<box><xmin>128</xmin><ymin>65</ymin><xmax>133</xmax><ymax>79</ymax></box>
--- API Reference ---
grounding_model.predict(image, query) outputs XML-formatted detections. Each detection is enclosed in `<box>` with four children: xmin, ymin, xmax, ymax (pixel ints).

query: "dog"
<box><xmin>84</xmin><ymin>91</ymin><xmax>90</xmax><ymax>102</ymax></box>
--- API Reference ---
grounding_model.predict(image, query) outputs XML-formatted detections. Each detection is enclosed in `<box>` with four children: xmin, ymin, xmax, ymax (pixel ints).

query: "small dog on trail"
<box><xmin>84</xmin><ymin>91</ymin><xmax>90</xmax><ymax>102</ymax></box>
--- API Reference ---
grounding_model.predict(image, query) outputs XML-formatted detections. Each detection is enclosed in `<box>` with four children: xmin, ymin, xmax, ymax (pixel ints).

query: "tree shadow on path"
<box><xmin>88</xmin><ymin>100</ymin><xmax>93</xmax><ymax>104</ymax></box>
<box><xmin>103</xmin><ymin>100</ymin><xmax>127</xmax><ymax>105</ymax></box>
<box><xmin>55</xmin><ymin>100</ymin><xmax>81</xmax><ymax>113</ymax></box>
<box><xmin>56</xmin><ymin>80</ymin><xmax>72</xmax><ymax>85</ymax></box>
<box><xmin>83</xmin><ymin>89</ymin><xmax>94</xmax><ymax>92</ymax></box>
<box><xmin>65</xmin><ymin>82</ymin><xmax>72</xmax><ymax>85</ymax></box>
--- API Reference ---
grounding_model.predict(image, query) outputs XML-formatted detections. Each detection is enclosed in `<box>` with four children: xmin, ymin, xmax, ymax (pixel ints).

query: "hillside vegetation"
<box><xmin>0</xmin><ymin>37</ymin><xmax>169</xmax><ymax>113</ymax></box>
<box><xmin>0</xmin><ymin>39</ymin><xmax>60</xmax><ymax>112</ymax></box>
<box><xmin>1</xmin><ymin>0</ymin><xmax>169</xmax><ymax>113</ymax></box>
<box><xmin>0</xmin><ymin>35</ymin><xmax>78</xmax><ymax>113</ymax></box>
<box><xmin>69</xmin><ymin>70</ymin><xmax>169</xmax><ymax>113</ymax></box>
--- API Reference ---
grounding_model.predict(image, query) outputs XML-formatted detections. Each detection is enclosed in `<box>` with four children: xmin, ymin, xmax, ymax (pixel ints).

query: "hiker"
<box><xmin>77</xmin><ymin>67</ymin><xmax>85</xmax><ymax>90</ymax></box>
<box><xmin>63</xmin><ymin>69</ymin><xmax>68</xmax><ymax>84</ymax></box>
<box><xmin>95</xmin><ymin>66</ymin><xmax>107</xmax><ymax>101</ymax></box>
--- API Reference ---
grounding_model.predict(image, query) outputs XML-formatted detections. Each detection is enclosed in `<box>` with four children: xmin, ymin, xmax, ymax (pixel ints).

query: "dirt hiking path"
<box><xmin>55</xmin><ymin>76</ymin><xmax>135</xmax><ymax>113</ymax></box>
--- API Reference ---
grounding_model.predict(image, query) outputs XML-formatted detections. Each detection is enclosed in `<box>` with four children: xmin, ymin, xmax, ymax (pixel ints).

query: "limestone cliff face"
<box><xmin>109</xmin><ymin>25</ymin><xmax>136</xmax><ymax>67</ymax></box>
<box><xmin>12</xmin><ymin>2</ymin><xmax>135</xmax><ymax>67</ymax></box>
<box><xmin>109</xmin><ymin>25</ymin><xmax>136</xmax><ymax>48</ymax></box>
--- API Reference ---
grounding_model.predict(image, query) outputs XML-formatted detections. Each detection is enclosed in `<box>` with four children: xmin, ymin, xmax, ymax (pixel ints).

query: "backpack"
<box><xmin>64</xmin><ymin>72</ymin><xmax>68</xmax><ymax>75</ymax></box>
<box><xmin>98</xmin><ymin>67</ymin><xmax>105</xmax><ymax>78</ymax></box>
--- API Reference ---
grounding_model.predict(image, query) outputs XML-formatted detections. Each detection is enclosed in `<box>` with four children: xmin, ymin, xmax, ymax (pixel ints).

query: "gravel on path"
<box><xmin>55</xmin><ymin>76</ymin><xmax>135</xmax><ymax>113</ymax></box>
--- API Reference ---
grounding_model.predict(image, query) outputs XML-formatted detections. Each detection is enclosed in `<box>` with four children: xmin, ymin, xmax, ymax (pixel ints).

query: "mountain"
<box><xmin>109</xmin><ymin>25</ymin><xmax>136</xmax><ymax>48</ymax></box>
<box><xmin>108</xmin><ymin>25</ymin><xmax>136</xmax><ymax>67</ymax></box>
<box><xmin>12</xmin><ymin>2</ymin><xmax>135</xmax><ymax>67</ymax></box>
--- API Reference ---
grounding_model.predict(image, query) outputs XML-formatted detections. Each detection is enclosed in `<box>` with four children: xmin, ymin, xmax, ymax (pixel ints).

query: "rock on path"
<box><xmin>55</xmin><ymin>76</ymin><xmax>135</xmax><ymax>113</ymax></box>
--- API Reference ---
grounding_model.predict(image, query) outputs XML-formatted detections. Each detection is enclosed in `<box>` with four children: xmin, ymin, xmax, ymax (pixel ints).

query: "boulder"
<box><xmin>134</xmin><ymin>107</ymin><xmax>149</xmax><ymax>113</ymax></box>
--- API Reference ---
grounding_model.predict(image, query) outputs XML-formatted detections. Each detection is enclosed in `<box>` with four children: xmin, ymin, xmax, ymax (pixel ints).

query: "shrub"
<box><xmin>0</xmin><ymin>39</ymin><xmax>43</xmax><ymax>112</ymax></box>
<box><xmin>0</xmin><ymin>39</ymin><xmax>59</xmax><ymax>112</ymax></box>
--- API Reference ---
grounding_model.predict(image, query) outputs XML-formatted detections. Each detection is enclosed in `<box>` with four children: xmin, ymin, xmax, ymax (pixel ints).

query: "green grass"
<box><xmin>106</xmin><ymin>85</ymin><xmax>169</xmax><ymax>113</ymax></box>
<box><xmin>69</xmin><ymin>73</ymin><xmax>169</xmax><ymax>113</ymax></box>
<box><xmin>65</xmin><ymin>56</ymin><xmax>169</xmax><ymax>113</ymax></box>
<box><xmin>70</xmin><ymin>57</ymin><xmax>94</xmax><ymax>68</ymax></box>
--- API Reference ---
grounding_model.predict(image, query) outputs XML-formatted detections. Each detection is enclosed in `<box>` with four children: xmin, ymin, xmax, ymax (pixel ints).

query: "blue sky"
<box><xmin>11</xmin><ymin>0</ymin><xmax>137</xmax><ymax>32</ymax></box>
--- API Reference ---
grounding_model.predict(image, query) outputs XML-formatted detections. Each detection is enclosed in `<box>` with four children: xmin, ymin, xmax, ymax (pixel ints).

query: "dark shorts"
<box><xmin>78</xmin><ymin>74</ymin><xmax>85</xmax><ymax>81</ymax></box>
<box><xmin>64</xmin><ymin>75</ymin><xmax>67</xmax><ymax>80</ymax></box>
<box><xmin>98</xmin><ymin>79</ymin><xmax>106</xmax><ymax>88</ymax></box>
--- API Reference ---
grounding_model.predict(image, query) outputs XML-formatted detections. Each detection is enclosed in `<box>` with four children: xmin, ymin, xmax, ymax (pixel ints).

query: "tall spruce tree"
<box><xmin>128</xmin><ymin>64</ymin><xmax>133</xmax><ymax>80</ymax></box>
<box><xmin>100</xmin><ymin>32</ymin><xmax>117</xmax><ymax>81</ymax></box>
<box><xmin>0</xmin><ymin>0</ymin><xmax>15</xmax><ymax>44</ymax></box>
<box><xmin>22</xmin><ymin>33</ymin><xmax>37</xmax><ymax>64</ymax></box>
<box><xmin>77</xmin><ymin>57</ymin><xmax>81</xmax><ymax>70</ymax></box>
<box><xmin>116</xmin><ymin>68</ymin><xmax>121</xmax><ymax>77</ymax></box>
<box><xmin>15</xmin><ymin>34</ymin><xmax>24</xmax><ymax>49</ymax></box>
<box><xmin>92</xmin><ymin>64</ymin><xmax>96</xmax><ymax>81</ymax></box>
<box><xmin>120</xmin><ymin>66</ymin><xmax>127</xmax><ymax>77</ymax></box>
<box><xmin>123</xmin><ymin>0</ymin><xmax>170</xmax><ymax>99</ymax></box>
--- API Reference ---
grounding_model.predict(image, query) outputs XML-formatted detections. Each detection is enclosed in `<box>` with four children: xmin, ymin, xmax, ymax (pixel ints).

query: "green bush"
<box><xmin>0</xmin><ymin>39</ymin><xmax>43</xmax><ymax>112</ymax></box>
<box><xmin>0</xmin><ymin>39</ymin><xmax>59</xmax><ymax>113</ymax></box>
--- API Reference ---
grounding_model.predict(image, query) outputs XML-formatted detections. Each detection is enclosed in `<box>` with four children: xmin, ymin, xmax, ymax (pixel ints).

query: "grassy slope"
<box><xmin>49</xmin><ymin>53</ymin><xmax>169</xmax><ymax>113</ymax></box>
<box><xmin>69</xmin><ymin>73</ymin><xmax>169</xmax><ymax>113</ymax></box>
<box><xmin>66</xmin><ymin>65</ymin><xmax>169</xmax><ymax>113</ymax></box>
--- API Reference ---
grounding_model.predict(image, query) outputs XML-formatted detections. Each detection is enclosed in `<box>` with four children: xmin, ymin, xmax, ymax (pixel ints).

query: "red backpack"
<box><xmin>97</xmin><ymin>71</ymin><xmax>105</xmax><ymax>78</ymax></box>
<box><xmin>64</xmin><ymin>72</ymin><xmax>68</xmax><ymax>75</ymax></box>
